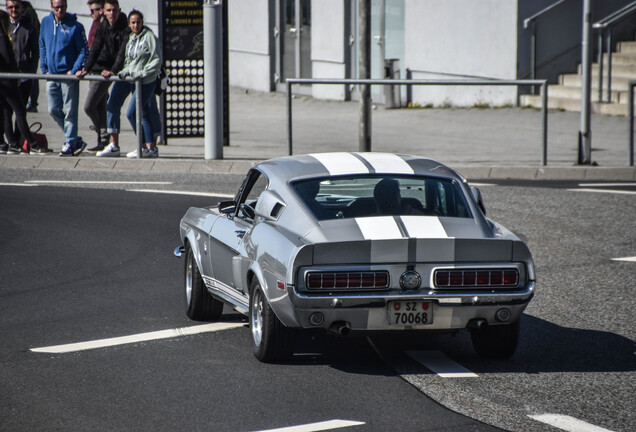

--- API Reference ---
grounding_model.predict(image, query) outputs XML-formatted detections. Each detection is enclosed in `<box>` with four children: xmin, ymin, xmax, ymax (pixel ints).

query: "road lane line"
<box><xmin>25</xmin><ymin>180</ymin><xmax>172</xmax><ymax>185</ymax></box>
<box><xmin>579</xmin><ymin>183</ymin><xmax>636</xmax><ymax>187</ymax></box>
<box><xmin>252</xmin><ymin>420</ymin><xmax>365</xmax><ymax>432</ymax></box>
<box><xmin>128</xmin><ymin>189</ymin><xmax>235</xmax><ymax>198</ymax></box>
<box><xmin>612</xmin><ymin>256</ymin><xmax>636</xmax><ymax>262</ymax></box>
<box><xmin>567</xmin><ymin>188</ymin><xmax>636</xmax><ymax>196</ymax></box>
<box><xmin>406</xmin><ymin>350</ymin><xmax>478</xmax><ymax>378</ymax></box>
<box><xmin>30</xmin><ymin>322</ymin><xmax>244</xmax><ymax>354</ymax></box>
<box><xmin>0</xmin><ymin>182</ymin><xmax>36</xmax><ymax>187</ymax></box>
<box><xmin>529</xmin><ymin>414</ymin><xmax>615</xmax><ymax>432</ymax></box>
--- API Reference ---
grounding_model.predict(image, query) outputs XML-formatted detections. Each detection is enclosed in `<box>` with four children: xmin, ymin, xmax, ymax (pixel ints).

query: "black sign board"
<box><xmin>162</xmin><ymin>0</ymin><xmax>205</xmax><ymax>138</ymax></box>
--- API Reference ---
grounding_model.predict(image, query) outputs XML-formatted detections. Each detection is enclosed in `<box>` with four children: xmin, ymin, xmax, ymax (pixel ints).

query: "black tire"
<box><xmin>470</xmin><ymin>320</ymin><xmax>520</xmax><ymax>359</ymax></box>
<box><xmin>184</xmin><ymin>245</ymin><xmax>224</xmax><ymax>321</ymax></box>
<box><xmin>249</xmin><ymin>279</ymin><xmax>297</xmax><ymax>363</ymax></box>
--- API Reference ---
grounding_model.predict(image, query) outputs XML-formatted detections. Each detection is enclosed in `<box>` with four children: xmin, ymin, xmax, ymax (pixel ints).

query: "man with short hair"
<box><xmin>5</xmin><ymin>0</ymin><xmax>41</xmax><ymax>150</ymax></box>
<box><xmin>39</xmin><ymin>0</ymin><xmax>88</xmax><ymax>156</ymax></box>
<box><xmin>76</xmin><ymin>0</ymin><xmax>128</xmax><ymax>151</ymax></box>
<box><xmin>86</xmin><ymin>0</ymin><xmax>103</xmax><ymax>49</ymax></box>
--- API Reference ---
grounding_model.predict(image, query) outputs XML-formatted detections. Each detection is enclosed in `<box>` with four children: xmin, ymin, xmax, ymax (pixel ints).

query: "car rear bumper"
<box><xmin>287</xmin><ymin>282</ymin><xmax>535</xmax><ymax>331</ymax></box>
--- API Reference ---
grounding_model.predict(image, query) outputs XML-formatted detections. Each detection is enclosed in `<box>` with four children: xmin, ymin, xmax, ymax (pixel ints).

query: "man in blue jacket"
<box><xmin>39</xmin><ymin>0</ymin><xmax>88</xmax><ymax>156</ymax></box>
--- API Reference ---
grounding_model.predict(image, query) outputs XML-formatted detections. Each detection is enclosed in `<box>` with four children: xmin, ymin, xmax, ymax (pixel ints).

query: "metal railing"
<box><xmin>0</xmin><ymin>72</ymin><xmax>145</xmax><ymax>158</ymax></box>
<box><xmin>626</xmin><ymin>81</ymin><xmax>636</xmax><ymax>166</ymax></box>
<box><xmin>523</xmin><ymin>0</ymin><xmax>572</xmax><ymax>93</ymax></box>
<box><xmin>286</xmin><ymin>78</ymin><xmax>550</xmax><ymax>166</ymax></box>
<box><xmin>594</xmin><ymin>1</ymin><xmax>636</xmax><ymax>103</ymax></box>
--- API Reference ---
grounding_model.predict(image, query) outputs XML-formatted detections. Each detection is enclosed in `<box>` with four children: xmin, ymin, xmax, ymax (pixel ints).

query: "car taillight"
<box><xmin>434</xmin><ymin>269</ymin><xmax>519</xmax><ymax>288</ymax></box>
<box><xmin>306</xmin><ymin>271</ymin><xmax>390</xmax><ymax>290</ymax></box>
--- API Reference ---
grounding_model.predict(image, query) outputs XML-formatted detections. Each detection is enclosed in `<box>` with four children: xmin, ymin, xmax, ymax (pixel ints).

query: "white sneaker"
<box><xmin>126</xmin><ymin>148</ymin><xmax>149</xmax><ymax>158</ymax></box>
<box><xmin>96</xmin><ymin>143</ymin><xmax>120</xmax><ymax>157</ymax></box>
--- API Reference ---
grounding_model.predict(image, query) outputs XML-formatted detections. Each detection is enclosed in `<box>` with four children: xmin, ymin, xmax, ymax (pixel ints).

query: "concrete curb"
<box><xmin>2</xmin><ymin>155</ymin><xmax>635</xmax><ymax>180</ymax></box>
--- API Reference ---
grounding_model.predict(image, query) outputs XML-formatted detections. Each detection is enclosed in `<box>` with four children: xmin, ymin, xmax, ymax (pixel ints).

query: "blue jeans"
<box><xmin>46</xmin><ymin>80</ymin><xmax>80</xmax><ymax>145</ymax></box>
<box><xmin>107</xmin><ymin>80</ymin><xmax>158</xmax><ymax>144</ymax></box>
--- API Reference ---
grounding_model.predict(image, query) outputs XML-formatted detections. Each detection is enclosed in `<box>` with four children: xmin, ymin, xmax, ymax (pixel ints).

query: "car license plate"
<box><xmin>388</xmin><ymin>301</ymin><xmax>433</xmax><ymax>325</ymax></box>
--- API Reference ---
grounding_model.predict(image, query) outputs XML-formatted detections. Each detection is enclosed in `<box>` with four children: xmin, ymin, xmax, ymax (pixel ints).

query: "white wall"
<box><xmin>228</xmin><ymin>0</ymin><xmax>272</xmax><ymax>92</ymax></box>
<box><xmin>311</xmin><ymin>0</ymin><xmax>346</xmax><ymax>100</ymax></box>
<box><xmin>404</xmin><ymin>0</ymin><xmax>518</xmax><ymax>107</ymax></box>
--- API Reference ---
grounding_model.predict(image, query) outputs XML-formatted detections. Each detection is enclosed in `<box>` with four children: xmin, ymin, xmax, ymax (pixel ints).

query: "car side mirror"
<box><xmin>218</xmin><ymin>200</ymin><xmax>236</xmax><ymax>214</ymax></box>
<box><xmin>470</xmin><ymin>186</ymin><xmax>486</xmax><ymax>215</ymax></box>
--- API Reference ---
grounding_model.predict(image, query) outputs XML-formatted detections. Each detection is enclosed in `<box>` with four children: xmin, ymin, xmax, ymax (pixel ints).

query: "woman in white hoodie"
<box><xmin>98</xmin><ymin>9</ymin><xmax>161</xmax><ymax>157</ymax></box>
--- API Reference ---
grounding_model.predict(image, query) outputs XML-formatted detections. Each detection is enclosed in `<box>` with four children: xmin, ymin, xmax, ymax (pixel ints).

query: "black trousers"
<box><xmin>0</xmin><ymin>79</ymin><xmax>35</xmax><ymax>147</ymax></box>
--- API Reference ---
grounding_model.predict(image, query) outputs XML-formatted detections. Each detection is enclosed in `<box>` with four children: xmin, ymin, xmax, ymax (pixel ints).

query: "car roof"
<box><xmin>256</xmin><ymin>152</ymin><xmax>463</xmax><ymax>186</ymax></box>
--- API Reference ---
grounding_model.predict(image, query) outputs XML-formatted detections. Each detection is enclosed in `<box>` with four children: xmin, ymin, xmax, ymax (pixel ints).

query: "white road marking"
<box><xmin>612</xmin><ymin>256</ymin><xmax>636</xmax><ymax>262</ymax></box>
<box><xmin>568</xmin><ymin>188</ymin><xmax>636</xmax><ymax>196</ymax></box>
<box><xmin>529</xmin><ymin>414</ymin><xmax>615</xmax><ymax>432</ymax></box>
<box><xmin>0</xmin><ymin>182</ymin><xmax>36</xmax><ymax>187</ymax></box>
<box><xmin>25</xmin><ymin>180</ymin><xmax>172</xmax><ymax>185</ymax></box>
<box><xmin>30</xmin><ymin>322</ymin><xmax>244</xmax><ymax>354</ymax></box>
<box><xmin>406</xmin><ymin>350</ymin><xmax>478</xmax><ymax>378</ymax></box>
<box><xmin>128</xmin><ymin>189</ymin><xmax>235</xmax><ymax>198</ymax></box>
<box><xmin>469</xmin><ymin>182</ymin><xmax>496</xmax><ymax>187</ymax></box>
<box><xmin>252</xmin><ymin>420</ymin><xmax>365</xmax><ymax>432</ymax></box>
<box><xmin>579</xmin><ymin>183</ymin><xmax>636</xmax><ymax>187</ymax></box>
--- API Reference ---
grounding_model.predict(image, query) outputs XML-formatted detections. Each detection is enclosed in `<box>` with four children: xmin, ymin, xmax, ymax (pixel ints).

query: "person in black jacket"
<box><xmin>4</xmin><ymin>0</ymin><xmax>38</xmax><ymax>145</ymax></box>
<box><xmin>76</xmin><ymin>0</ymin><xmax>129</xmax><ymax>152</ymax></box>
<box><xmin>0</xmin><ymin>9</ymin><xmax>36</xmax><ymax>154</ymax></box>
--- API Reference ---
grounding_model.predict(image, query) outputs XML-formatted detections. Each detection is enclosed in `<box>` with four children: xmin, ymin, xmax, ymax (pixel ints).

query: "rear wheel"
<box><xmin>470</xmin><ymin>320</ymin><xmax>520</xmax><ymax>359</ymax></box>
<box><xmin>184</xmin><ymin>245</ymin><xmax>223</xmax><ymax>321</ymax></box>
<box><xmin>249</xmin><ymin>279</ymin><xmax>296</xmax><ymax>363</ymax></box>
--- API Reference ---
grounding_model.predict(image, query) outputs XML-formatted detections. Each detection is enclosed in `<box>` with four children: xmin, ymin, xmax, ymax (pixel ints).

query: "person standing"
<box><xmin>76</xmin><ymin>0</ymin><xmax>128</xmax><ymax>152</ymax></box>
<box><xmin>4</xmin><ymin>0</ymin><xmax>42</xmax><ymax>151</ymax></box>
<box><xmin>98</xmin><ymin>10</ymin><xmax>161</xmax><ymax>158</ymax></box>
<box><xmin>86</xmin><ymin>0</ymin><xmax>103</xmax><ymax>49</ymax></box>
<box><xmin>0</xmin><ymin>9</ymin><xmax>36</xmax><ymax>154</ymax></box>
<box><xmin>39</xmin><ymin>0</ymin><xmax>88</xmax><ymax>156</ymax></box>
<box><xmin>21</xmin><ymin>1</ymin><xmax>39</xmax><ymax>112</ymax></box>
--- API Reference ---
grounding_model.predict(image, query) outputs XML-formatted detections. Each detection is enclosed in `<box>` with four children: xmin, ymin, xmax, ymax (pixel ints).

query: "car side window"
<box><xmin>237</xmin><ymin>170</ymin><xmax>268</xmax><ymax>221</ymax></box>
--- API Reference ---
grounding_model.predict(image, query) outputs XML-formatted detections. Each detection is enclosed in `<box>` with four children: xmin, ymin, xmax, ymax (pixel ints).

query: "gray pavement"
<box><xmin>1</xmin><ymin>83</ymin><xmax>635</xmax><ymax>180</ymax></box>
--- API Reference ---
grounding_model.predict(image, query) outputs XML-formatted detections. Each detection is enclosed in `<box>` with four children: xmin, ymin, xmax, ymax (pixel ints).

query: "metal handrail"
<box><xmin>0</xmin><ymin>72</ymin><xmax>145</xmax><ymax>158</ymax></box>
<box><xmin>286</xmin><ymin>78</ymin><xmax>550</xmax><ymax>166</ymax></box>
<box><xmin>627</xmin><ymin>81</ymin><xmax>636</xmax><ymax>166</ymax></box>
<box><xmin>593</xmin><ymin>1</ymin><xmax>636</xmax><ymax>103</ymax></box>
<box><xmin>523</xmin><ymin>0</ymin><xmax>573</xmax><ymax>94</ymax></box>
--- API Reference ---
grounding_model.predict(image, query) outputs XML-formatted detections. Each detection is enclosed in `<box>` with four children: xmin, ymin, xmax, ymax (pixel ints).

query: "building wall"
<box><xmin>404</xmin><ymin>0</ymin><xmax>518</xmax><ymax>107</ymax></box>
<box><xmin>311</xmin><ymin>0</ymin><xmax>347</xmax><ymax>100</ymax></box>
<box><xmin>228</xmin><ymin>0</ymin><xmax>273</xmax><ymax>92</ymax></box>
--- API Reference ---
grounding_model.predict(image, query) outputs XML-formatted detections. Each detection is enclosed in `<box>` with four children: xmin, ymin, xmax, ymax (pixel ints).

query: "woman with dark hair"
<box><xmin>97</xmin><ymin>9</ymin><xmax>162</xmax><ymax>157</ymax></box>
<box><xmin>0</xmin><ymin>9</ymin><xmax>37</xmax><ymax>154</ymax></box>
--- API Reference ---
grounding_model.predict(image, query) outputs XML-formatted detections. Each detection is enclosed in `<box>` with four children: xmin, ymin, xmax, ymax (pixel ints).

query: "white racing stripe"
<box><xmin>357</xmin><ymin>152</ymin><xmax>414</xmax><ymax>174</ymax></box>
<box><xmin>612</xmin><ymin>256</ymin><xmax>636</xmax><ymax>262</ymax></box>
<box><xmin>355</xmin><ymin>216</ymin><xmax>402</xmax><ymax>240</ymax></box>
<box><xmin>128</xmin><ymin>189</ymin><xmax>235</xmax><ymax>198</ymax></box>
<box><xmin>401</xmin><ymin>216</ymin><xmax>448</xmax><ymax>238</ymax></box>
<box><xmin>30</xmin><ymin>322</ymin><xmax>244</xmax><ymax>354</ymax></box>
<box><xmin>406</xmin><ymin>350</ymin><xmax>478</xmax><ymax>378</ymax></box>
<box><xmin>310</xmin><ymin>153</ymin><xmax>369</xmax><ymax>175</ymax></box>
<box><xmin>529</xmin><ymin>414</ymin><xmax>615</xmax><ymax>432</ymax></box>
<box><xmin>568</xmin><ymin>188</ymin><xmax>636</xmax><ymax>196</ymax></box>
<box><xmin>252</xmin><ymin>420</ymin><xmax>365</xmax><ymax>432</ymax></box>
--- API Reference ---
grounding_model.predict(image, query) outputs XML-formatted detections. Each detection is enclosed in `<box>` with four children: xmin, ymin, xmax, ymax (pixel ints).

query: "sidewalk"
<box><xmin>1</xmin><ymin>84</ymin><xmax>635</xmax><ymax>180</ymax></box>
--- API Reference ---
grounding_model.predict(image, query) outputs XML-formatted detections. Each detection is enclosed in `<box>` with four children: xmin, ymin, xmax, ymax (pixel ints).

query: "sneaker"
<box><xmin>126</xmin><ymin>148</ymin><xmax>150</xmax><ymax>158</ymax></box>
<box><xmin>0</xmin><ymin>143</ymin><xmax>7</xmax><ymax>154</ymax></box>
<box><xmin>87</xmin><ymin>144</ymin><xmax>104</xmax><ymax>152</ymax></box>
<box><xmin>96</xmin><ymin>143</ymin><xmax>120</xmax><ymax>157</ymax></box>
<box><xmin>7</xmin><ymin>144</ymin><xmax>24</xmax><ymax>154</ymax></box>
<box><xmin>147</xmin><ymin>148</ymin><xmax>159</xmax><ymax>158</ymax></box>
<box><xmin>59</xmin><ymin>142</ymin><xmax>74</xmax><ymax>156</ymax></box>
<box><xmin>73</xmin><ymin>139</ymin><xmax>87</xmax><ymax>156</ymax></box>
<box><xmin>30</xmin><ymin>143</ymin><xmax>52</xmax><ymax>154</ymax></box>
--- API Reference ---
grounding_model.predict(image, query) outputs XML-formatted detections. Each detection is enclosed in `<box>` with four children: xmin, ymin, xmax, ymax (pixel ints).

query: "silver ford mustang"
<box><xmin>175</xmin><ymin>153</ymin><xmax>535</xmax><ymax>363</ymax></box>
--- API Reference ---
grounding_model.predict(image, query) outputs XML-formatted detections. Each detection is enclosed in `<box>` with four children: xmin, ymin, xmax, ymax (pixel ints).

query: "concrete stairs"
<box><xmin>521</xmin><ymin>41</ymin><xmax>636</xmax><ymax>116</ymax></box>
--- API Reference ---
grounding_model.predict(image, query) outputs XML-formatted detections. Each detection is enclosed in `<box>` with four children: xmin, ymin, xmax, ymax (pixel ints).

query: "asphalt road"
<box><xmin>1</xmin><ymin>170</ymin><xmax>634</xmax><ymax>432</ymax></box>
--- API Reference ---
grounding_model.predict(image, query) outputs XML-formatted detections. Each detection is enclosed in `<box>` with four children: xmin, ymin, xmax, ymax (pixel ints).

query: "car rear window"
<box><xmin>292</xmin><ymin>175</ymin><xmax>472</xmax><ymax>220</ymax></box>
